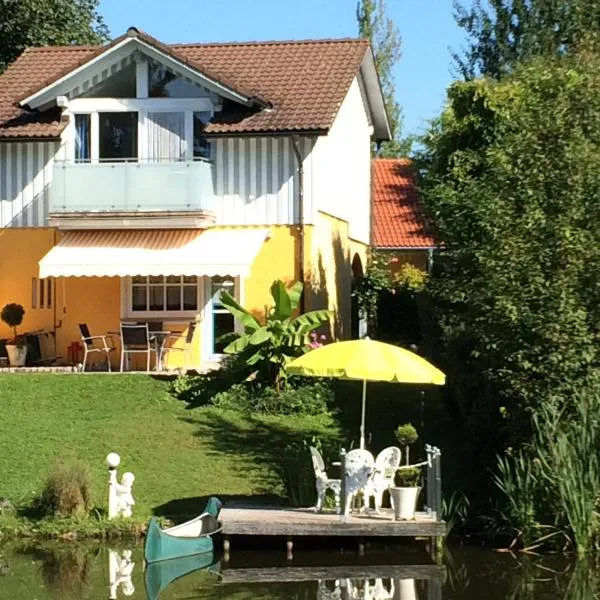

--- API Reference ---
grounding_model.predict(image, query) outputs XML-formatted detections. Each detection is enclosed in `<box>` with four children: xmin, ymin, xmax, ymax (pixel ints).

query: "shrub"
<box><xmin>210</xmin><ymin>380</ymin><xmax>333</xmax><ymax>416</ymax></box>
<box><xmin>170</xmin><ymin>368</ymin><xmax>236</xmax><ymax>406</ymax></box>
<box><xmin>1</xmin><ymin>303</ymin><xmax>25</xmax><ymax>344</ymax></box>
<box><xmin>219</xmin><ymin>280</ymin><xmax>330</xmax><ymax>391</ymax></box>
<box><xmin>395</xmin><ymin>423</ymin><xmax>419</xmax><ymax>465</ymax></box>
<box><xmin>36</xmin><ymin>459</ymin><xmax>92</xmax><ymax>518</ymax></box>
<box><xmin>394</xmin><ymin>466</ymin><xmax>422</xmax><ymax>487</ymax></box>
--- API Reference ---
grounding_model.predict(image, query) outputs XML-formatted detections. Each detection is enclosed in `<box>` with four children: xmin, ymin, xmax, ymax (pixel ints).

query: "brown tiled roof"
<box><xmin>372</xmin><ymin>158</ymin><xmax>435</xmax><ymax>249</ymax></box>
<box><xmin>0</xmin><ymin>32</ymin><xmax>370</xmax><ymax>139</ymax></box>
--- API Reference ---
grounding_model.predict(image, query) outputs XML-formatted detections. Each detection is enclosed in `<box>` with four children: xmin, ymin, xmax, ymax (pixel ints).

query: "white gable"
<box><xmin>20</xmin><ymin>35</ymin><xmax>254</xmax><ymax>111</ymax></box>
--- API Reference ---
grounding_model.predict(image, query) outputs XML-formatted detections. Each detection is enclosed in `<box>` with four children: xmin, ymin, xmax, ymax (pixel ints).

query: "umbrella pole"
<box><xmin>360</xmin><ymin>379</ymin><xmax>367</xmax><ymax>450</ymax></box>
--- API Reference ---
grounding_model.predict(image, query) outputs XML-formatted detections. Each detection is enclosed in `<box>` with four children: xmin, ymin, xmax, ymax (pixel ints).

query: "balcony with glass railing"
<box><xmin>49</xmin><ymin>159</ymin><xmax>215</xmax><ymax>229</ymax></box>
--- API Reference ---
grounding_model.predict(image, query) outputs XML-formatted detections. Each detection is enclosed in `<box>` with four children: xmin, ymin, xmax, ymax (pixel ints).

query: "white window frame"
<box><xmin>70</xmin><ymin>105</ymin><xmax>213</xmax><ymax>163</ymax></box>
<box><xmin>121</xmin><ymin>275</ymin><xmax>202</xmax><ymax>319</ymax></box>
<box><xmin>202</xmin><ymin>275</ymin><xmax>244</xmax><ymax>359</ymax></box>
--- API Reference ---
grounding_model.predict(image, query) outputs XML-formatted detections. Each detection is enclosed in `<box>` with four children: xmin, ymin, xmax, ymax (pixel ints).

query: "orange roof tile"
<box><xmin>372</xmin><ymin>158</ymin><xmax>435</xmax><ymax>249</ymax></box>
<box><xmin>0</xmin><ymin>33</ymin><xmax>370</xmax><ymax>139</ymax></box>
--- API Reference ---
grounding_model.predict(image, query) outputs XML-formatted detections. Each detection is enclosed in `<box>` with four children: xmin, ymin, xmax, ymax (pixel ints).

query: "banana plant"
<box><xmin>218</xmin><ymin>280</ymin><xmax>331</xmax><ymax>391</ymax></box>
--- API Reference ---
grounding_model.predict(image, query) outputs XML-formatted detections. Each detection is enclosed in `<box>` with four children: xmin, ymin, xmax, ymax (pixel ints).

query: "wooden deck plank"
<box><xmin>221</xmin><ymin>564</ymin><xmax>446</xmax><ymax>583</ymax></box>
<box><xmin>221</xmin><ymin>506</ymin><xmax>446</xmax><ymax>537</ymax></box>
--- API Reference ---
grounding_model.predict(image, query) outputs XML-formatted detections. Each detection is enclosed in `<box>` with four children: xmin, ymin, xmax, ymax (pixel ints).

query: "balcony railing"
<box><xmin>50</xmin><ymin>159</ymin><xmax>215</xmax><ymax>214</ymax></box>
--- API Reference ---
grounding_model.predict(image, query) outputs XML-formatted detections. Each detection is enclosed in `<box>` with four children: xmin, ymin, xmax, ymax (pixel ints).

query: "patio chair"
<box><xmin>79</xmin><ymin>323</ymin><xmax>115</xmax><ymax>372</ymax></box>
<box><xmin>119</xmin><ymin>323</ymin><xmax>156</xmax><ymax>372</ymax></box>
<box><xmin>343</xmin><ymin>449</ymin><xmax>375</xmax><ymax>516</ymax></box>
<box><xmin>364</xmin><ymin>446</ymin><xmax>401</xmax><ymax>513</ymax></box>
<box><xmin>309</xmin><ymin>446</ymin><xmax>341</xmax><ymax>512</ymax></box>
<box><xmin>160</xmin><ymin>320</ymin><xmax>197</xmax><ymax>372</ymax></box>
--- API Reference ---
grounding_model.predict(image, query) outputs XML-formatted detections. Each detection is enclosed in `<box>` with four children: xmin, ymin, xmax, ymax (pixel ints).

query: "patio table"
<box><xmin>109</xmin><ymin>329</ymin><xmax>171</xmax><ymax>372</ymax></box>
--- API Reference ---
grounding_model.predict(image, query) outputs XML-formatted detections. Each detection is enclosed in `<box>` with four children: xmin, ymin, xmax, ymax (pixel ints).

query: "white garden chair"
<box><xmin>364</xmin><ymin>446</ymin><xmax>401</xmax><ymax>513</ymax></box>
<box><xmin>310</xmin><ymin>447</ymin><xmax>341</xmax><ymax>512</ymax></box>
<box><xmin>343</xmin><ymin>449</ymin><xmax>375</xmax><ymax>516</ymax></box>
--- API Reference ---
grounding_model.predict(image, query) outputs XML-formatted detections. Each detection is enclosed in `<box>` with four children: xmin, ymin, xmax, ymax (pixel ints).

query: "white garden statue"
<box><xmin>106</xmin><ymin>453</ymin><xmax>135</xmax><ymax>519</ymax></box>
<box><xmin>108</xmin><ymin>549</ymin><xmax>135</xmax><ymax>599</ymax></box>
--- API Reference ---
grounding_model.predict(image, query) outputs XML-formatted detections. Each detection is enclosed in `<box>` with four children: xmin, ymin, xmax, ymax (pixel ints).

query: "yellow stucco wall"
<box><xmin>0</xmin><ymin>225</ymin><xmax>301</xmax><ymax>369</ymax></box>
<box><xmin>304</xmin><ymin>211</ymin><xmax>368</xmax><ymax>340</ymax></box>
<box><xmin>0</xmin><ymin>229</ymin><xmax>56</xmax><ymax>339</ymax></box>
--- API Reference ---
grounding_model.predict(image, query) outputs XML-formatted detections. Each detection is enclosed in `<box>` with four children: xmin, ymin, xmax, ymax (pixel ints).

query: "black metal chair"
<box><xmin>79</xmin><ymin>323</ymin><xmax>115</xmax><ymax>372</ymax></box>
<box><xmin>120</xmin><ymin>322</ymin><xmax>156</xmax><ymax>372</ymax></box>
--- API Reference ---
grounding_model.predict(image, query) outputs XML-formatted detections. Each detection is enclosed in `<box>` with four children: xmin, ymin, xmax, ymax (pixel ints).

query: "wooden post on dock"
<box><xmin>223</xmin><ymin>536</ymin><xmax>230</xmax><ymax>562</ymax></box>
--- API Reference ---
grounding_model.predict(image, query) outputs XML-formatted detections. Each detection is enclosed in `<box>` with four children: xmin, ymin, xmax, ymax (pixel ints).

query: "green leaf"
<box><xmin>223</xmin><ymin>335</ymin><xmax>251</xmax><ymax>354</ymax></box>
<box><xmin>290</xmin><ymin>310</ymin><xmax>331</xmax><ymax>330</ymax></box>
<box><xmin>270</xmin><ymin>280</ymin><xmax>292</xmax><ymax>320</ymax></box>
<box><xmin>288</xmin><ymin>281</ymin><xmax>304</xmax><ymax>312</ymax></box>
<box><xmin>219</xmin><ymin>291</ymin><xmax>261</xmax><ymax>333</ymax></box>
<box><xmin>249</xmin><ymin>328</ymin><xmax>273</xmax><ymax>345</ymax></box>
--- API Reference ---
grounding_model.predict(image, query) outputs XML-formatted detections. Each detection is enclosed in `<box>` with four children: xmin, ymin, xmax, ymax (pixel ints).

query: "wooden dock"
<box><xmin>221</xmin><ymin>505</ymin><xmax>446</xmax><ymax>558</ymax></box>
<box><xmin>222</xmin><ymin>505</ymin><xmax>445</xmax><ymax>537</ymax></box>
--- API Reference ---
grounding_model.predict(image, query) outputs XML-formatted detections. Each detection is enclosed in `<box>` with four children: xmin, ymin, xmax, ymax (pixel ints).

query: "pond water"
<box><xmin>0</xmin><ymin>542</ymin><xmax>594</xmax><ymax>600</ymax></box>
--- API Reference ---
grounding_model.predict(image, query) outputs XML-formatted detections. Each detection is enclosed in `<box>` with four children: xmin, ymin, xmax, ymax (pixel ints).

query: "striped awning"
<box><xmin>39</xmin><ymin>228</ymin><xmax>269</xmax><ymax>278</ymax></box>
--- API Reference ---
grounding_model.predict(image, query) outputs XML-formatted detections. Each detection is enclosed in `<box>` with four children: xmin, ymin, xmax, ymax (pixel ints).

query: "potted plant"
<box><xmin>389</xmin><ymin>423</ymin><xmax>421</xmax><ymax>520</ymax></box>
<box><xmin>1</xmin><ymin>303</ymin><xmax>27</xmax><ymax>367</ymax></box>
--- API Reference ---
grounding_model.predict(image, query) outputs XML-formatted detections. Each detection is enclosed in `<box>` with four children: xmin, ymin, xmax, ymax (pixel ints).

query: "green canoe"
<box><xmin>144</xmin><ymin>553</ymin><xmax>220</xmax><ymax>600</ymax></box>
<box><xmin>144</xmin><ymin>496</ymin><xmax>222</xmax><ymax>564</ymax></box>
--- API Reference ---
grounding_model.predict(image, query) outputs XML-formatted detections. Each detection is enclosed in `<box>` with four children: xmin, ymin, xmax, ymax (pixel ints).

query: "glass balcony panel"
<box><xmin>50</xmin><ymin>160</ymin><xmax>214</xmax><ymax>214</ymax></box>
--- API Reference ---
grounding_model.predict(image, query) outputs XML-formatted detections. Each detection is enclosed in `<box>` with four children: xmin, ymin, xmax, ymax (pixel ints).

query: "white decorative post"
<box><xmin>106</xmin><ymin>452</ymin><xmax>135</xmax><ymax>519</ymax></box>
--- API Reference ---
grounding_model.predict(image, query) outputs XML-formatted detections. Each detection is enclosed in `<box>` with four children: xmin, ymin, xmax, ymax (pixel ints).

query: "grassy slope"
<box><xmin>0</xmin><ymin>375</ymin><xmax>339</xmax><ymax>521</ymax></box>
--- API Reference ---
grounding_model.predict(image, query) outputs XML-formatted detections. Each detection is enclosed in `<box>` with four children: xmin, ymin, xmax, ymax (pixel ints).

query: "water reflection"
<box><xmin>318</xmin><ymin>577</ymin><xmax>409</xmax><ymax>600</ymax></box>
<box><xmin>1</xmin><ymin>542</ymin><xmax>600</xmax><ymax>599</ymax></box>
<box><xmin>109</xmin><ymin>549</ymin><xmax>136</xmax><ymax>598</ymax></box>
<box><xmin>38</xmin><ymin>545</ymin><xmax>93</xmax><ymax>598</ymax></box>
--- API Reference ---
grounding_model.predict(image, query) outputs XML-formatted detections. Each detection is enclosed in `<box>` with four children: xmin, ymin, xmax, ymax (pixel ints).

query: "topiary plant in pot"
<box><xmin>389</xmin><ymin>423</ymin><xmax>421</xmax><ymax>520</ymax></box>
<box><xmin>1</xmin><ymin>303</ymin><xmax>27</xmax><ymax>366</ymax></box>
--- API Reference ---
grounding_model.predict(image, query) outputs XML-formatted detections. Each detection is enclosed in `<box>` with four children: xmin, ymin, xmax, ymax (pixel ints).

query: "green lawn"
<box><xmin>0</xmin><ymin>375</ymin><xmax>340</xmax><ymax>522</ymax></box>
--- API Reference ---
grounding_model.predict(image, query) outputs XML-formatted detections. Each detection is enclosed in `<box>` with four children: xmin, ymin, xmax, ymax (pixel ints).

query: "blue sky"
<box><xmin>99</xmin><ymin>0</ymin><xmax>467</xmax><ymax>137</ymax></box>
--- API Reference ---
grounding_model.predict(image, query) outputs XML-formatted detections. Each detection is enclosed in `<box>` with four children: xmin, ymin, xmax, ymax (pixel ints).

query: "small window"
<box><xmin>31</xmin><ymin>277</ymin><xmax>37</xmax><ymax>309</ymax></box>
<box><xmin>193</xmin><ymin>112</ymin><xmax>212</xmax><ymax>160</ymax></box>
<box><xmin>130</xmin><ymin>276</ymin><xmax>198</xmax><ymax>314</ymax></box>
<box><xmin>74</xmin><ymin>114</ymin><xmax>91</xmax><ymax>162</ymax></box>
<box><xmin>211</xmin><ymin>277</ymin><xmax>236</xmax><ymax>354</ymax></box>
<box><xmin>39</xmin><ymin>278</ymin><xmax>45</xmax><ymax>308</ymax></box>
<box><xmin>46</xmin><ymin>278</ymin><xmax>52</xmax><ymax>309</ymax></box>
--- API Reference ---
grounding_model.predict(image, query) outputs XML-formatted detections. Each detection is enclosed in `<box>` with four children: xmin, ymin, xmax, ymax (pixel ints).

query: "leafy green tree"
<box><xmin>454</xmin><ymin>0</ymin><xmax>600</xmax><ymax>78</ymax></box>
<box><xmin>0</xmin><ymin>0</ymin><xmax>109</xmax><ymax>72</ymax></box>
<box><xmin>356</xmin><ymin>0</ymin><xmax>412</xmax><ymax>156</ymax></box>
<box><xmin>219</xmin><ymin>280</ymin><xmax>331</xmax><ymax>391</ymax></box>
<box><xmin>420</xmin><ymin>49</ymin><xmax>600</xmax><ymax>457</ymax></box>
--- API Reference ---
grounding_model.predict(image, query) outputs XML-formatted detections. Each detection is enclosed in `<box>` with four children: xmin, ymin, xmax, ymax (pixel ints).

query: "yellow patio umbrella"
<box><xmin>286</xmin><ymin>338</ymin><xmax>445</xmax><ymax>449</ymax></box>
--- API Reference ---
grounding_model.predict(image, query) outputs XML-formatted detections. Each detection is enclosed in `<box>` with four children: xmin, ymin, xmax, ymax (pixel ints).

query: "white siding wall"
<box><xmin>0</xmin><ymin>141</ymin><xmax>63</xmax><ymax>228</ymax></box>
<box><xmin>0</xmin><ymin>136</ymin><xmax>316</xmax><ymax>228</ymax></box>
<box><xmin>212</xmin><ymin>136</ymin><xmax>314</xmax><ymax>226</ymax></box>
<box><xmin>310</xmin><ymin>77</ymin><xmax>372</xmax><ymax>244</ymax></box>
